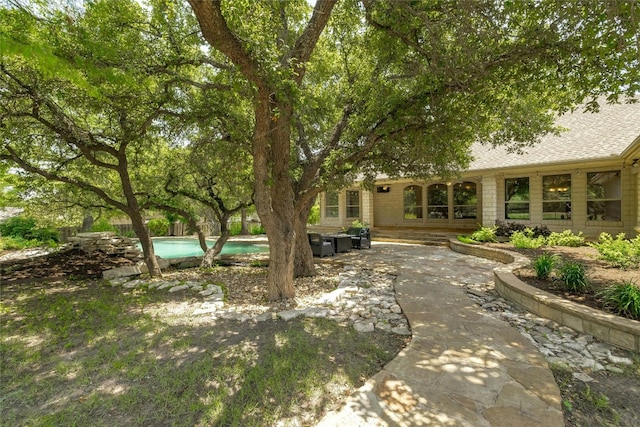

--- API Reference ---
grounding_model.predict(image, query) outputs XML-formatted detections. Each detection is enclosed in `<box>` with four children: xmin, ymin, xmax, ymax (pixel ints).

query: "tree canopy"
<box><xmin>2</xmin><ymin>0</ymin><xmax>638</xmax><ymax>299</ymax></box>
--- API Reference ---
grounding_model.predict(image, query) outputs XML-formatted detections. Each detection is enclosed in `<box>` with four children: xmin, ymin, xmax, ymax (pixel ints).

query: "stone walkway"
<box><xmin>105</xmin><ymin>241</ymin><xmax>635</xmax><ymax>426</ymax></box>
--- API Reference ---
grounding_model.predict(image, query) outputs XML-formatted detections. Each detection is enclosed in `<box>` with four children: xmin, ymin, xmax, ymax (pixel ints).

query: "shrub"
<box><xmin>531</xmin><ymin>225</ymin><xmax>551</xmax><ymax>238</ymax></box>
<box><xmin>589</xmin><ymin>233</ymin><xmax>640</xmax><ymax>270</ymax></box>
<box><xmin>557</xmin><ymin>261</ymin><xmax>588</xmax><ymax>292</ymax></box>
<box><xmin>90</xmin><ymin>219</ymin><xmax>117</xmax><ymax>233</ymax></box>
<box><xmin>0</xmin><ymin>216</ymin><xmax>36</xmax><ymax>238</ymax></box>
<box><xmin>495</xmin><ymin>220</ymin><xmax>526</xmax><ymax>237</ymax></box>
<box><xmin>470</xmin><ymin>226</ymin><xmax>497</xmax><ymax>243</ymax></box>
<box><xmin>0</xmin><ymin>236</ymin><xmax>42</xmax><ymax>250</ymax></box>
<box><xmin>457</xmin><ymin>235</ymin><xmax>476</xmax><ymax>244</ymax></box>
<box><xmin>229</xmin><ymin>222</ymin><xmax>243</xmax><ymax>236</ymax></box>
<box><xmin>147</xmin><ymin>218</ymin><xmax>169</xmax><ymax>236</ymax></box>
<box><xmin>533</xmin><ymin>253</ymin><xmax>559</xmax><ymax>279</ymax></box>
<box><xmin>0</xmin><ymin>216</ymin><xmax>59</xmax><ymax>244</ymax></box>
<box><xmin>546</xmin><ymin>230</ymin><xmax>585</xmax><ymax>247</ymax></box>
<box><xmin>510</xmin><ymin>228</ymin><xmax>546</xmax><ymax>249</ymax></box>
<box><xmin>600</xmin><ymin>281</ymin><xmax>640</xmax><ymax>320</ymax></box>
<box><xmin>250</xmin><ymin>224</ymin><xmax>266</xmax><ymax>235</ymax></box>
<box><xmin>308</xmin><ymin>204</ymin><xmax>320</xmax><ymax>225</ymax></box>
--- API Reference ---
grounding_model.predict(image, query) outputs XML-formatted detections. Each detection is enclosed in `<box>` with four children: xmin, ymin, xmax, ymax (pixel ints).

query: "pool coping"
<box><xmin>449</xmin><ymin>239</ymin><xmax>640</xmax><ymax>353</ymax></box>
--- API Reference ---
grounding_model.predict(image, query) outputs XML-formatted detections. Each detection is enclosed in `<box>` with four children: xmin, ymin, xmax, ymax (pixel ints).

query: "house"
<box><xmin>319</xmin><ymin>101</ymin><xmax>640</xmax><ymax>238</ymax></box>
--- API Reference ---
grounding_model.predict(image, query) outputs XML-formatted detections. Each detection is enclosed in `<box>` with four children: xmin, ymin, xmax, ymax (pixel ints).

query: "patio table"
<box><xmin>323</xmin><ymin>234</ymin><xmax>352</xmax><ymax>253</ymax></box>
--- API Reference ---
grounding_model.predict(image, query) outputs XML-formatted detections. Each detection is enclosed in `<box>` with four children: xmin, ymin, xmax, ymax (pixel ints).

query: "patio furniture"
<box><xmin>346</xmin><ymin>227</ymin><xmax>371</xmax><ymax>249</ymax></box>
<box><xmin>308</xmin><ymin>233</ymin><xmax>334</xmax><ymax>257</ymax></box>
<box><xmin>323</xmin><ymin>234</ymin><xmax>352</xmax><ymax>253</ymax></box>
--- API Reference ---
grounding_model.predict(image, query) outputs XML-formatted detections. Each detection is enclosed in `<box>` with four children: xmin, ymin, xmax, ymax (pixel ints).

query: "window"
<box><xmin>587</xmin><ymin>171</ymin><xmax>621</xmax><ymax>221</ymax></box>
<box><xmin>346</xmin><ymin>190</ymin><xmax>360</xmax><ymax>218</ymax></box>
<box><xmin>403</xmin><ymin>185</ymin><xmax>423</xmax><ymax>219</ymax></box>
<box><xmin>453</xmin><ymin>182</ymin><xmax>477</xmax><ymax>219</ymax></box>
<box><xmin>325</xmin><ymin>191</ymin><xmax>338</xmax><ymax>218</ymax></box>
<box><xmin>543</xmin><ymin>174</ymin><xmax>571</xmax><ymax>220</ymax></box>
<box><xmin>427</xmin><ymin>184</ymin><xmax>448</xmax><ymax>219</ymax></box>
<box><xmin>505</xmin><ymin>177</ymin><xmax>530</xmax><ymax>220</ymax></box>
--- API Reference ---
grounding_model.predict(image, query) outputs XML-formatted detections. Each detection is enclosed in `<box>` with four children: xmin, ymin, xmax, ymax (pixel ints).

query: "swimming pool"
<box><xmin>141</xmin><ymin>237</ymin><xmax>269</xmax><ymax>259</ymax></box>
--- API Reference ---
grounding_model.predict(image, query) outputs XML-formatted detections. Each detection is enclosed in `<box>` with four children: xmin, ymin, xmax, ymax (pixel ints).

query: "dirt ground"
<box><xmin>1</xmin><ymin>245</ymin><xmax>639</xmax><ymax>426</ymax></box>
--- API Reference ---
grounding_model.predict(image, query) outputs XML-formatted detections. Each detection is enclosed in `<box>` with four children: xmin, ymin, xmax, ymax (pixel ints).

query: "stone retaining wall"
<box><xmin>68</xmin><ymin>232</ymin><xmax>142</xmax><ymax>261</ymax></box>
<box><xmin>449</xmin><ymin>239</ymin><xmax>640</xmax><ymax>353</ymax></box>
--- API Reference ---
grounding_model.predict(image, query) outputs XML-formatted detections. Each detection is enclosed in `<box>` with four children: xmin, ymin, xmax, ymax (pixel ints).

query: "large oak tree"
<box><xmin>187</xmin><ymin>0</ymin><xmax>638</xmax><ymax>300</ymax></box>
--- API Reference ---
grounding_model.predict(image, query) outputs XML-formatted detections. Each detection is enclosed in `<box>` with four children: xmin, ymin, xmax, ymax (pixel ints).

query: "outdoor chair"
<box><xmin>308</xmin><ymin>233</ymin><xmax>335</xmax><ymax>257</ymax></box>
<box><xmin>346</xmin><ymin>227</ymin><xmax>371</xmax><ymax>249</ymax></box>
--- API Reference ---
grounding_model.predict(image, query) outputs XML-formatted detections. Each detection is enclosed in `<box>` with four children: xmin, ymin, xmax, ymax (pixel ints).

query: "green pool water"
<box><xmin>140</xmin><ymin>238</ymin><xmax>269</xmax><ymax>259</ymax></box>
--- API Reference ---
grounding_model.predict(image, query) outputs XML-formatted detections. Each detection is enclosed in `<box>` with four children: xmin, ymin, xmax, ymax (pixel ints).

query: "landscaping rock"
<box><xmin>103</xmin><ymin>265</ymin><xmax>142</xmax><ymax>280</ymax></box>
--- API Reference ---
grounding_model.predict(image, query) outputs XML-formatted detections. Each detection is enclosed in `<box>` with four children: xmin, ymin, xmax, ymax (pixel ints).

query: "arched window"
<box><xmin>427</xmin><ymin>184</ymin><xmax>448</xmax><ymax>219</ymax></box>
<box><xmin>403</xmin><ymin>185</ymin><xmax>423</xmax><ymax>219</ymax></box>
<box><xmin>453</xmin><ymin>182</ymin><xmax>477</xmax><ymax>219</ymax></box>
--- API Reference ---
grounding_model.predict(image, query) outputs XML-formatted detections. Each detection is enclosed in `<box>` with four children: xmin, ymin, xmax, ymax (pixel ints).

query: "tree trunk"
<box><xmin>201</xmin><ymin>217</ymin><xmax>230</xmax><ymax>268</ymax></box>
<box><xmin>81</xmin><ymin>214</ymin><xmax>94</xmax><ymax>232</ymax></box>
<box><xmin>240</xmin><ymin>208</ymin><xmax>250</xmax><ymax>235</ymax></box>
<box><xmin>251</xmin><ymin>90</ymin><xmax>297</xmax><ymax>300</ymax></box>
<box><xmin>294</xmin><ymin>199</ymin><xmax>316</xmax><ymax>277</ymax></box>
<box><xmin>264</xmin><ymin>221</ymin><xmax>296</xmax><ymax>300</ymax></box>
<box><xmin>130</xmin><ymin>213</ymin><xmax>161</xmax><ymax>276</ymax></box>
<box><xmin>201</xmin><ymin>229</ymin><xmax>230</xmax><ymax>268</ymax></box>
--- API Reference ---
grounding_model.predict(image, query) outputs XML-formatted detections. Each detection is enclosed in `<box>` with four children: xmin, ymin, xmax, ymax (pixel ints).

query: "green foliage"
<box><xmin>589</xmin><ymin>233</ymin><xmax>640</xmax><ymax>270</ymax></box>
<box><xmin>456</xmin><ymin>235</ymin><xmax>476</xmax><ymax>244</ymax></box>
<box><xmin>557</xmin><ymin>261</ymin><xmax>588</xmax><ymax>292</ymax></box>
<box><xmin>308</xmin><ymin>203</ymin><xmax>320</xmax><ymax>225</ymax></box>
<box><xmin>533</xmin><ymin>253</ymin><xmax>559</xmax><ymax>280</ymax></box>
<box><xmin>250</xmin><ymin>224</ymin><xmax>266</xmax><ymax>235</ymax></box>
<box><xmin>90</xmin><ymin>219</ymin><xmax>116</xmax><ymax>233</ymax></box>
<box><xmin>229</xmin><ymin>222</ymin><xmax>243</xmax><ymax>236</ymax></box>
<box><xmin>470</xmin><ymin>226</ymin><xmax>497</xmax><ymax>243</ymax></box>
<box><xmin>147</xmin><ymin>218</ymin><xmax>169</xmax><ymax>236</ymax></box>
<box><xmin>351</xmin><ymin>219</ymin><xmax>369</xmax><ymax>229</ymax></box>
<box><xmin>0</xmin><ymin>216</ymin><xmax>36</xmax><ymax>238</ymax></box>
<box><xmin>0</xmin><ymin>216</ymin><xmax>59</xmax><ymax>244</ymax></box>
<box><xmin>600</xmin><ymin>281</ymin><xmax>640</xmax><ymax>320</ymax></box>
<box><xmin>510</xmin><ymin>228</ymin><xmax>546</xmax><ymax>249</ymax></box>
<box><xmin>546</xmin><ymin>230</ymin><xmax>585</xmax><ymax>247</ymax></box>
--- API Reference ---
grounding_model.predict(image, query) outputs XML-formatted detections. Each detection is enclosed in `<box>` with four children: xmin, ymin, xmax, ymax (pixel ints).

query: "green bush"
<box><xmin>557</xmin><ymin>261</ymin><xmax>588</xmax><ymax>292</ymax></box>
<box><xmin>600</xmin><ymin>281</ymin><xmax>640</xmax><ymax>320</ymax></box>
<box><xmin>90</xmin><ymin>219</ymin><xmax>117</xmax><ymax>233</ymax></box>
<box><xmin>308</xmin><ymin>204</ymin><xmax>320</xmax><ymax>225</ymax></box>
<box><xmin>533</xmin><ymin>253</ymin><xmax>559</xmax><ymax>280</ymax></box>
<box><xmin>0</xmin><ymin>216</ymin><xmax>59</xmax><ymax>244</ymax></box>
<box><xmin>589</xmin><ymin>233</ymin><xmax>640</xmax><ymax>270</ymax></box>
<box><xmin>546</xmin><ymin>230</ymin><xmax>585</xmax><ymax>247</ymax></box>
<box><xmin>250</xmin><ymin>224</ymin><xmax>266</xmax><ymax>235</ymax></box>
<box><xmin>457</xmin><ymin>235</ymin><xmax>476</xmax><ymax>244</ymax></box>
<box><xmin>510</xmin><ymin>228</ymin><xmax>546</xmax><ymax>249</ymax></box>
<box><xmin>229</xmin><ymin>222</ymin><xmax>243</xmax><ymax>236</ymax></box>
<box><xmin>0</xmin><ymin>216</ymin><xmax>36</xmax><ymax>237</ymax></box>
<box><xmin>147</xmin><ymin>218</ymin><xmax>169</xmax><ymax>236</ymax></box>
<box><xmin>470</xmin><ymin>226</ymin><xmax>497</xmax><ymax>243</ymax></box>
<box><xmin>0</xmin><ymin>236</ymin><xmax>43</xmax><ymax>250</ymax></box>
